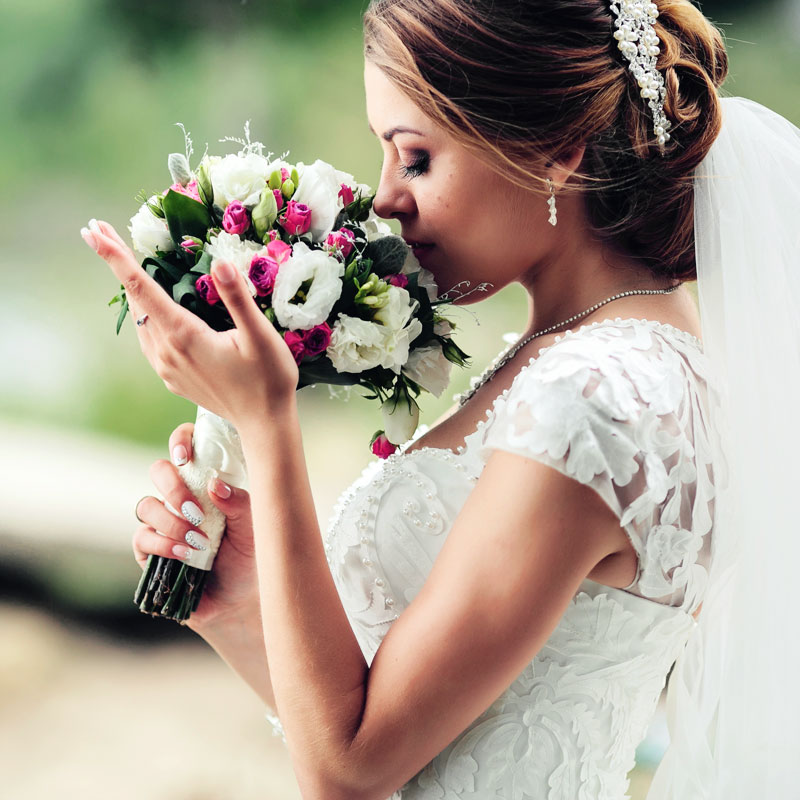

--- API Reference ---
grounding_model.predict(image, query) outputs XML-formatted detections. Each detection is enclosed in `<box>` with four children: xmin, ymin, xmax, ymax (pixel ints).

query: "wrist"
<box><xmin>186</xmin><ymin>599</ymin><xmax>262</xmax><ymax>641</ymax></box>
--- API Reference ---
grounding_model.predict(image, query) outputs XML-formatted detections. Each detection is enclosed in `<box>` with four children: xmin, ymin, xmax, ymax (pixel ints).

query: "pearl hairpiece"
<box><xmin>610</xmin><ymin>0</ymin><xmax>672</xmax><ymax>152</ymax></box>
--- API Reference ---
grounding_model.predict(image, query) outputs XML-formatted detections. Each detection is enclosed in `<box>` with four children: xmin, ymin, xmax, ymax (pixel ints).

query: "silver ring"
<box><xmin>136</xmin><ymin>313</ymin><xmax>149</xmax><ymax>327</ymax></box>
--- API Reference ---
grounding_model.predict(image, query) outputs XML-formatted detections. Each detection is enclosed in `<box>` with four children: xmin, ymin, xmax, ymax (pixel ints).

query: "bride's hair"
<box><xmin>363</xmin><ymin>0</ymin><xmax>728</xmax><ymax>282</ymax></box>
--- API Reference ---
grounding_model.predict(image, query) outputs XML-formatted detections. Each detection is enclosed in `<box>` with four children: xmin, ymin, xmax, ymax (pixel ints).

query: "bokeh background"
<box><xmin>2</xmin><ymin>0</ymin><xmax>798</xmax><ymax>797</ymax></box>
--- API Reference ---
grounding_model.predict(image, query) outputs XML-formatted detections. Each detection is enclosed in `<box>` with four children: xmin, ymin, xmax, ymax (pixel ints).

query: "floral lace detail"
<box><xmin>305</xmin><ymin>318</ymin><xmax>719</xmax><ymax>799</ymax></box>
<box><xmin>474</xmin><ymin>318</ymin><xmax>718</xmax><ymax>614</ymax></box>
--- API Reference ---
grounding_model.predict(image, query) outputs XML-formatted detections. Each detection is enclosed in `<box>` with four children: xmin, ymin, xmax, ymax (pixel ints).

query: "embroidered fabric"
<box><xmin>270</xmin><ymin>317</ymin><xmax>721</xmax><ymax>800</ymax></box>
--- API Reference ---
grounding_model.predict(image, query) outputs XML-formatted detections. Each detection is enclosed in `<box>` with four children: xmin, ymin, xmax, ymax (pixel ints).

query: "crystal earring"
<box><xmin>546</xmin><ymin>178</ymin><xmax>557</xmax><ymax>226</ymax></box>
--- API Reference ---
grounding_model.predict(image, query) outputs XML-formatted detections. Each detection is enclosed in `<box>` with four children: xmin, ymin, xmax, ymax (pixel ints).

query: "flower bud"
<box><xmin>381</xmin><ymin>387</ymin><xmax>420</xmax><ymax>445</ymax></box>
<box><xmin>281</xmin><ymin>200</ymin><xmax>311</xmax><ymax>236</ymax></box>
<box><xmin>196</xmin><ymin>161</ymin><xmax>214</xmax><ymax>206</ymax></box>
<box><xmin>222</xmin><ymin>201</ymin><xmax>251</xmax><ymax>235</ymax></box>
<box><xmin>281</xmin><ymin>178</ymin><xmax>296</xmax><ymax>199</ymax></box>
<box><xmin>168</xmin><ymin>153</ymin><xmax>193</xmax><ymax>187</ymax></box>
<box><xmin>371</xmin><ymin>432</ymin><xmax>398</xmax><ymax>459</ymax></box>
<box><xmin>283</xmin><ymin>330</ymin><xmax>306</xmax><ymax>365</ymax></box>
<box><xmin>252</xmin><ymin>186</ymin><xmax>279</xmax><ymax>242</ymax></box>
<box><xmin>196</xmin><ymin>274</ymin><xmax>221</xmax><ymax>305</ymax></box>
<box><xmin>268</xmin><ymin>170</ymin><xmax>283</xmax><ymax>191</ymax></box>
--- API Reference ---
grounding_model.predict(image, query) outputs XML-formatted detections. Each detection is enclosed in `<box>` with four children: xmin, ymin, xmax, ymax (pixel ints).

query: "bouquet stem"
<box><xmin>133</xmin><ymin>406</ymin><xmax>247</xmax><ymax>622</ymax></box>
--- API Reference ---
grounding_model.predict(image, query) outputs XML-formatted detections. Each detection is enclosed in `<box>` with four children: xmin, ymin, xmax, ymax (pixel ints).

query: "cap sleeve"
<box><xmin>474</xmin><ymin>325</ymin><xmax>714</xmax><ymax>612</ymax></box>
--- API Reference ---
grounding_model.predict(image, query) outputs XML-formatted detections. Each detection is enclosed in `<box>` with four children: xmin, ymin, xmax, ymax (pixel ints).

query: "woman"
<box><xmin>80</xmin><ymin>0</ymin><xmax>800</xmax><ymax>798</ymax></box>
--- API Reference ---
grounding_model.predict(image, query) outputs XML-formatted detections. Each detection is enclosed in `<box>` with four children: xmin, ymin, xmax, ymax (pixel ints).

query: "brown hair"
<box><xmin>363</xmin><ymin>0</ymin><xmax>728</xmax><ymax>281</ymax></box>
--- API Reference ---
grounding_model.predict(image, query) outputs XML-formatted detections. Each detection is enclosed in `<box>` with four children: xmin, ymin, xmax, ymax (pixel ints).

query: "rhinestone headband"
<box><xmin>610</xmin><ymin>0</ymin><xmax>672</xmax><ymax>152</ymax></box>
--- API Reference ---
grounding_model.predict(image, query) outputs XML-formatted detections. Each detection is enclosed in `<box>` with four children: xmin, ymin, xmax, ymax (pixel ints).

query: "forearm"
<box><xmin>237</xmin><ymin>405</ymin><xmax>369</xmax><ymax>795</ymax></box>
<box><xmin>188</xmin><ymin>605</ymin><xmax>278</xmax><ymax>712</ymax></box>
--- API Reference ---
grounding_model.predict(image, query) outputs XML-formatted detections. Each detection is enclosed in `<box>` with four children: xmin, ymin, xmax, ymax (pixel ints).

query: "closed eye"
<box><xmin>398</xmin><ymin>151</ymin><xmax>430</xmax><ymax>180</ymax></box>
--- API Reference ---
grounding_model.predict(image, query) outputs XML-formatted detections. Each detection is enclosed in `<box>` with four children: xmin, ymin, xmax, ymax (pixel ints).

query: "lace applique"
<box><xmin>475</xmin><ymin>320</ymin><xmax>718</xmax><ymax>613</ymax></box>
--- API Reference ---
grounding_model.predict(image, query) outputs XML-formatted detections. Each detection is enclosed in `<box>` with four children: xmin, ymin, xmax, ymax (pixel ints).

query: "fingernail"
<box><xmin>172</xmin><ymin>544</ymin><xmax>193</xmax><ymax>560</ymax></box>
<box><xmin>80</xmin><ymin>227</ymin><xmax>98</xmax><ymax>251</ymax></box>
<box><xmin>184</xmin><ymin>530</ymin><xmax>210</xmax><ymax>551</ymax></box>
<box><xmin>181</xmin><ymin>500</ymin><xmax>204</xmax><ymax>526</ymax></box>
<box><xmin>211</xmin><ymin>478</ymin><xmax>232</xmax><ymax>499</ymax></box>
<box><xmin>214</xmin><ymin>261</ymin><xmax>237</xmax><ymax>285</ymax></box>
<box><xmin>88</xmin><ymin>218</ymin><xmax>100</xmax><ymax>233</ymax></box>
<box><xmin>172</xmin><ymin>445</ymin><xmax>188</xmax><ymax>466</ymax></box>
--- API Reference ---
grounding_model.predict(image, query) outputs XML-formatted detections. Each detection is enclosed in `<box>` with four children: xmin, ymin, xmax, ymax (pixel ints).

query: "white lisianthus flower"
<box><xmin>379</xmin><ymin>317</ymin><xmax>423</xmax><ymax>374</ymax></box>
<box><xmin>401</xmin><ymin>249</ymin><xmax>438</xmax><ymax>302</ymax></box>
<box><xmin>128</xmin><ymin>198</ymin><xmax>175</xmax><ymax>258</ymax></box>
<box><xmin>327</xmin><ymin>314</ymin><xmax>386</xmax><ymax>373</ymax></box>
<box><xmin>402</xmin><ymin>344</ymin><xmax>452</xmax><ymax>397</ymax></box>
<box><xmin>271</xmin><ymin>241</ymin><xmax>344</xmax><ymax>331</ymax></box>
<box><xmin>362</xmin><ymin>213</ymin><xmax>393</xmax><ymax>242</ymax></box>
<box><xmin>381</xmin><ymin>393</ymin><xmax>420</xmax><ymax>445</ymax></box>
<box><xmin>206</xmin><ymin>231</ymin><xmax>264</xmax><ymax>296</ymax></box>
<box><xmin>209</xmin><ymin>152</ymin><xmax>272</xmax><ymax>208</ymax></box>
<box><xmin>373</xmin><ymin>285</ymin><xmax>419</xmax><ymax>332</ymax></box>
<box><xmin>292</xmin><ymin>159</ymin><xmax>342</xmax><ymax>242</ymax></box>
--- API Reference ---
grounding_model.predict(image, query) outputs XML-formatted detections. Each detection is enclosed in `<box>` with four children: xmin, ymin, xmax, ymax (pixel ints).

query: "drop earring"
<box><xmin>546</xmin><ymin>178</ymin><xmax>557</xmax><ymax>226</ymax></box>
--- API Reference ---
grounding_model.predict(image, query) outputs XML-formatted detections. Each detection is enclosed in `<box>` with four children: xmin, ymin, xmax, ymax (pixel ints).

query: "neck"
<box><xmin>517</xmin><ymin>194</ymin><xmax>676</xmax><ymax>337</ymax></box>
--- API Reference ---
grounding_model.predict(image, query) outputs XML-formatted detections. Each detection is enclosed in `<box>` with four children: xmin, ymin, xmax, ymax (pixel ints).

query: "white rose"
<box><xmin>327</xmin><ymin>314</ymin><xmax>386</xmax><ymax>373</ymax></box>
<box><xmin>379</xmin><ymin>317</ymin><xmax>423</xmax><ymax>374</ymax></box>
<box><xmin>292</xmin><ymin>159</ymin><xmax>343</xmax><ymax>243</ymax></box>
<box><xmin>128</xmin><ymin>198</ymin><xmax>175</xmax><ymax>258</ymax></box>
<box><xmin>381</xmin><ymin>393</ymin><xmax>420</xmax><ymax>445</ymax></box>
<box><xmin>209</xmin><ymin>152</ymin><xmax>272</xmax><ymax>208</ymax></box>
<box><xmin>271</xmin><ymin>241</ymin><xmax>344</xmax><ymax>331</ymax></box>
<box><xmin>401</xmin><ymin>249</ymin><xmax>438</xmax><ymax>301</ymax></box>
<box><xmin>402</xmin><ymin>344</ymin><xmax>452</xmax><ymax>397</ymax></box>
<box><xmin>373</xmin><ymin>285</ymin><xmax>419</xmax><ymax>332</ymax></box>
<box><xmin>206</xmin><ymin>231</ymin><xmax>264</xmax><ymax>296</ymax></box>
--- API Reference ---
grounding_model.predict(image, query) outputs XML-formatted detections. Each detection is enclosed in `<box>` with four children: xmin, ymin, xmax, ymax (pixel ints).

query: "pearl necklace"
<box><xmin>455</xmin><ymin>284</ymin><xmax>681</xmax><ymax>408</ymax></box>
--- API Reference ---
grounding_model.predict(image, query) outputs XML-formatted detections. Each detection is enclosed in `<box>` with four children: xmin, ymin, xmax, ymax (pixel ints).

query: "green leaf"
<box><xmin>115</xmin><ymin>297</ymin><xmax>129</xmax><ymax>335</ymax></box>
<box><xmin>142</xmin><ymin>256</ymin><xmax>185</xmax><ymax>283</ymax></box>
<box><xmin>172</xmin><ymin>272</ymin><xmax>200</xmax><ymax>306</ymax></box>
<box><xmin>193</xmin><ymin>250</ymin><xmax>213</xmax><ymax>276</ymax></box>
<box><xmin>162</xmin><ymin>189</ymin><xmax>212</xmax><ymax>247</ymax></box>
<box><xmin>364</xmin><ymin>235</ymin><xmax>408</xmax><ymax>276</ymax></box>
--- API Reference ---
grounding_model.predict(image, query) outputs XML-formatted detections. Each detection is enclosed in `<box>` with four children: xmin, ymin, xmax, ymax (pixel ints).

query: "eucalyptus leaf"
<box><xmin>115</xmin><ymin>298</ymin><xmax>129</xmax><ymax>335</ymax></box>
<box><xmin>364</xmin><ymin>235</ymin><xmax>408</xmax><ymax>276</ymax></box>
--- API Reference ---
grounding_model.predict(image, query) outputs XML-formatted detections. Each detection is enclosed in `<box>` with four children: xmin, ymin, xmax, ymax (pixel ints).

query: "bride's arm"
<box><xmin>237</xmin><ymin>403</ymin><xmax>629</xmax><ymax>800</ymax></box>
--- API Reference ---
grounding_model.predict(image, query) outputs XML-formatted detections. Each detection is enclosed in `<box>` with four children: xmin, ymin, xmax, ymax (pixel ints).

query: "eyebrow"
<box><xmin>368</xmin><ymin>124</ymin><xmax>426</xmax><ymax>141</ymax></box>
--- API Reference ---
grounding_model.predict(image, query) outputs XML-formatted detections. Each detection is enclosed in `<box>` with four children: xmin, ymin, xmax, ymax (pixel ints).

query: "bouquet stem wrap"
<box><xmin>134</xmin><ymin>405</ymin><xmax>248</xmax><ymax>621</ymax></box>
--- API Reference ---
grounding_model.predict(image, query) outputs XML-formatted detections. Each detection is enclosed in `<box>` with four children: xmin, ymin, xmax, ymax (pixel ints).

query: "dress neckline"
<box><xmin>397</xmin><ymin>317</ymin><xmax>704</xmax><ymax>462</ymax></box>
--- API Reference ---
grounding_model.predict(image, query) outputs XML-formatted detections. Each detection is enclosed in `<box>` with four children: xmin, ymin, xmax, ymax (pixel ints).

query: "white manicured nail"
<box><xmin>172</xmin><ymin>544</ymin><xmax>192</xmax><ymax>560</ymax></box>
<box><xmin>172</xmin><ymin>445</ymin><xmax>188</xmax><ymax>466</ymax></box>
<box><xmin>181</xmin><ymin>501</ymin><xmax>204</xmax><ymax>526</ymax></box>
<box><xmin>184</xmin><ymin>530</ymin><xmax>209</xmax><ymax>551</ymax></box>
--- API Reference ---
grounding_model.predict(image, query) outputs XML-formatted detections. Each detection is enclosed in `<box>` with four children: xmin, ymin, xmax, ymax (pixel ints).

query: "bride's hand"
<box><xmin>134</xmin><ymin>421</ymin><xmax>259</xmax><ymax>631</ymax></box>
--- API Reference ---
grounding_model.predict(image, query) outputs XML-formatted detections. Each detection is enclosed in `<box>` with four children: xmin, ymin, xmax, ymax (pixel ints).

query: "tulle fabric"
<box><xmin>646</xmin><ymin>97</ymin><xmax>800</xmax><ymax>798</ymax></box>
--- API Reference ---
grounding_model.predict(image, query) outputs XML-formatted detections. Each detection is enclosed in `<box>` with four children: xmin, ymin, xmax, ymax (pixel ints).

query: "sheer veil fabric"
<box><xmin>646</xmin><ymin>97</ymin><xmax>800</xmax><ymax>798</ymax></box>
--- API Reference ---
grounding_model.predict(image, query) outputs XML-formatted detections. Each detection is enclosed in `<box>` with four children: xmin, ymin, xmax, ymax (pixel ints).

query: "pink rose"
<box><xmin>284</xmin><ymin>330</ymin><xmax>306</xmax><ymax>365</ymax></box>
<box><xmin>249</xmin><ymin>256</ymin><xmax>280</xmax><ymax>297</ymax></box>
<box><xmin>170</xmin><ymin>180</ymin><xmax>202</xmax><ymax>203</ymax></box>
<box><xmin>325</xmin><ymin>228</ymin><xmax>355</xmax><ymax>259</ymax></box>
<box><xmin>273</xmin><ymin>188</ymin><xmax>284</xmax><ymax>212</ymax></box>
<box><xmin>281</xmin><ymin>167</ymin><xmax>291</xmax><ymax>182</ymax></box>
<box><xmin>371</xmin><ymin>433</ymin><xmax>398</xmax><ymax>459</ymax></box>
<box><xmin>267</xmin><ymin>239</ymin><xmax>292</xmax><ymax>265</ymax></box>
<box><xmin>266</xmin><ymin>229</ymin><xmax>281</xmax><ymax>242</ymax></box>
<box><xmin>196</xmin><ymin>274</ymin><xmax>221</xmax><ymax>305</ymax></box>
<box><xmin>386</xmin><ymin>273</ymin><xmax>409</xmax><ymax>289</ymax></box>
<box><xmin>281</xmin><ymin>201</ymin><xmax>312</xmax><ymax>236</ymax></box>
<box><xmin>301</xmin><ymin>322</ymin><xmax>332</xmax><ymax>357</ymax></box>
<box><xmin>222</xmin><ymin>201</ymin><xmax>251</xmax><ymax>235</ymax></box>
<box><xmin>339</xmin><ymin>184</ymin><xmax>355</xmax><ymax>206</ymax></box>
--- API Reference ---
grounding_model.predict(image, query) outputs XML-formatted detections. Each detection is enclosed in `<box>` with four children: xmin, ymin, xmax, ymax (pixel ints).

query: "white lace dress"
<box><xmin>267</xmin><ymin>317</ymin><xmax>722</xmax><ymax>800</ymax></box>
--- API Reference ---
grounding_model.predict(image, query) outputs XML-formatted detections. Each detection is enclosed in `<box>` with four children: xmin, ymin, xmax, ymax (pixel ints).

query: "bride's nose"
<box><xmin>371</xmin><ymin>166</ymin><xmax>416</xmax><ymax>220</ymax></box>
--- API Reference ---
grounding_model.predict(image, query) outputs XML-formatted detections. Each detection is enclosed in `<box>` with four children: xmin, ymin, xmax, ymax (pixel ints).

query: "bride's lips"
<box><xmin>406</xmin><ymin>241</ymin><xmax>435</xmax><ymax>259</ymax></box>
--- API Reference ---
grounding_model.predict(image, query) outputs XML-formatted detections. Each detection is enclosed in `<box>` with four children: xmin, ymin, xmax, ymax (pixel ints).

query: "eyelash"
<box><xmin>398</xmin><ymin>151</ymin><xmax>430</xmax><ymax>180</ymax></box>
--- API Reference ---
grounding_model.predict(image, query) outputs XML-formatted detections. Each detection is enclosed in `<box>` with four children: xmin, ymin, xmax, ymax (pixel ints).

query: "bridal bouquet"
<box><xmin>110</xmin><ymin>124</ymin><xmax>470</xmax><ymax>620</ymax></box>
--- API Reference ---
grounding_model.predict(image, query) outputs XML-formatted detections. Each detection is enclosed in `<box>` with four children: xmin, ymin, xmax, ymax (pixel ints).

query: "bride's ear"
<box><xmin>545</xmin><ymin>143</ymin><xmax>587</xmax><ymax>189</ymax></box>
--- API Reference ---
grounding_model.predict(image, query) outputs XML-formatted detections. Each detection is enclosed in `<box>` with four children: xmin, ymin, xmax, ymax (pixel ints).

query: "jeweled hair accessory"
<box><xmin>610</xmin><ymin>0</ymin><xmax>672</xmax><ymax>152</ymax></box>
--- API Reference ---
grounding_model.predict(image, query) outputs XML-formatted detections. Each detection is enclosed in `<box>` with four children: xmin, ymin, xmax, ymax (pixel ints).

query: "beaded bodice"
<box><xmin>278</xmin><ymin>318</ymin><xmax>721</xmax><ymax>800</ymax></box>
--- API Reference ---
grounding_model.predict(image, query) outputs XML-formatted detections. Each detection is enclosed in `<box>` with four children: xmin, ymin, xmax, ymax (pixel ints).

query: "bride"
<box><xmin>81</xmin><ymin>0</ymin><xmax>800</xmax><ymax>798</ymax></box>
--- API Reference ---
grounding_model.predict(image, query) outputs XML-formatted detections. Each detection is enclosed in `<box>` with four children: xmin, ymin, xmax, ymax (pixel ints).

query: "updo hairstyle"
<box><xmin>363</xmin><ymin>0</ymin><xmax>729</xmax><ymax>282</ymax></box>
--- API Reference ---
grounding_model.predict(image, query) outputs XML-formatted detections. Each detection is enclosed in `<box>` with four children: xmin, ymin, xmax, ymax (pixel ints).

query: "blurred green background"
<box><xmin>1</xmin><ymin>0</ymin><xmax>797</xmax><ymax>798</ymax></box>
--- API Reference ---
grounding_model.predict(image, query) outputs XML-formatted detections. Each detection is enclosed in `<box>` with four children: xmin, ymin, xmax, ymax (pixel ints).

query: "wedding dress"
<box><xmin>268</xmin><ymin>315</ymin><xmax>722</xmax><ymax>800</ymax></box>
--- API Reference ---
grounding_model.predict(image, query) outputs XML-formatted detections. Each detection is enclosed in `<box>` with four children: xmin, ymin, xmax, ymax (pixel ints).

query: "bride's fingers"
<box><xmin>90</xmin><ymin>218</ymin><xmax>128</xmax><ymax>251</ymax></box>
<box><xmin>135</xmin><ymin>495</ymin><xmax>211</xmax><ymax>551</ymax></box>
<box><xmin>133</xmin><ymin>523</ymin><xmax>199</xmax><ymax>568</ymax></box>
